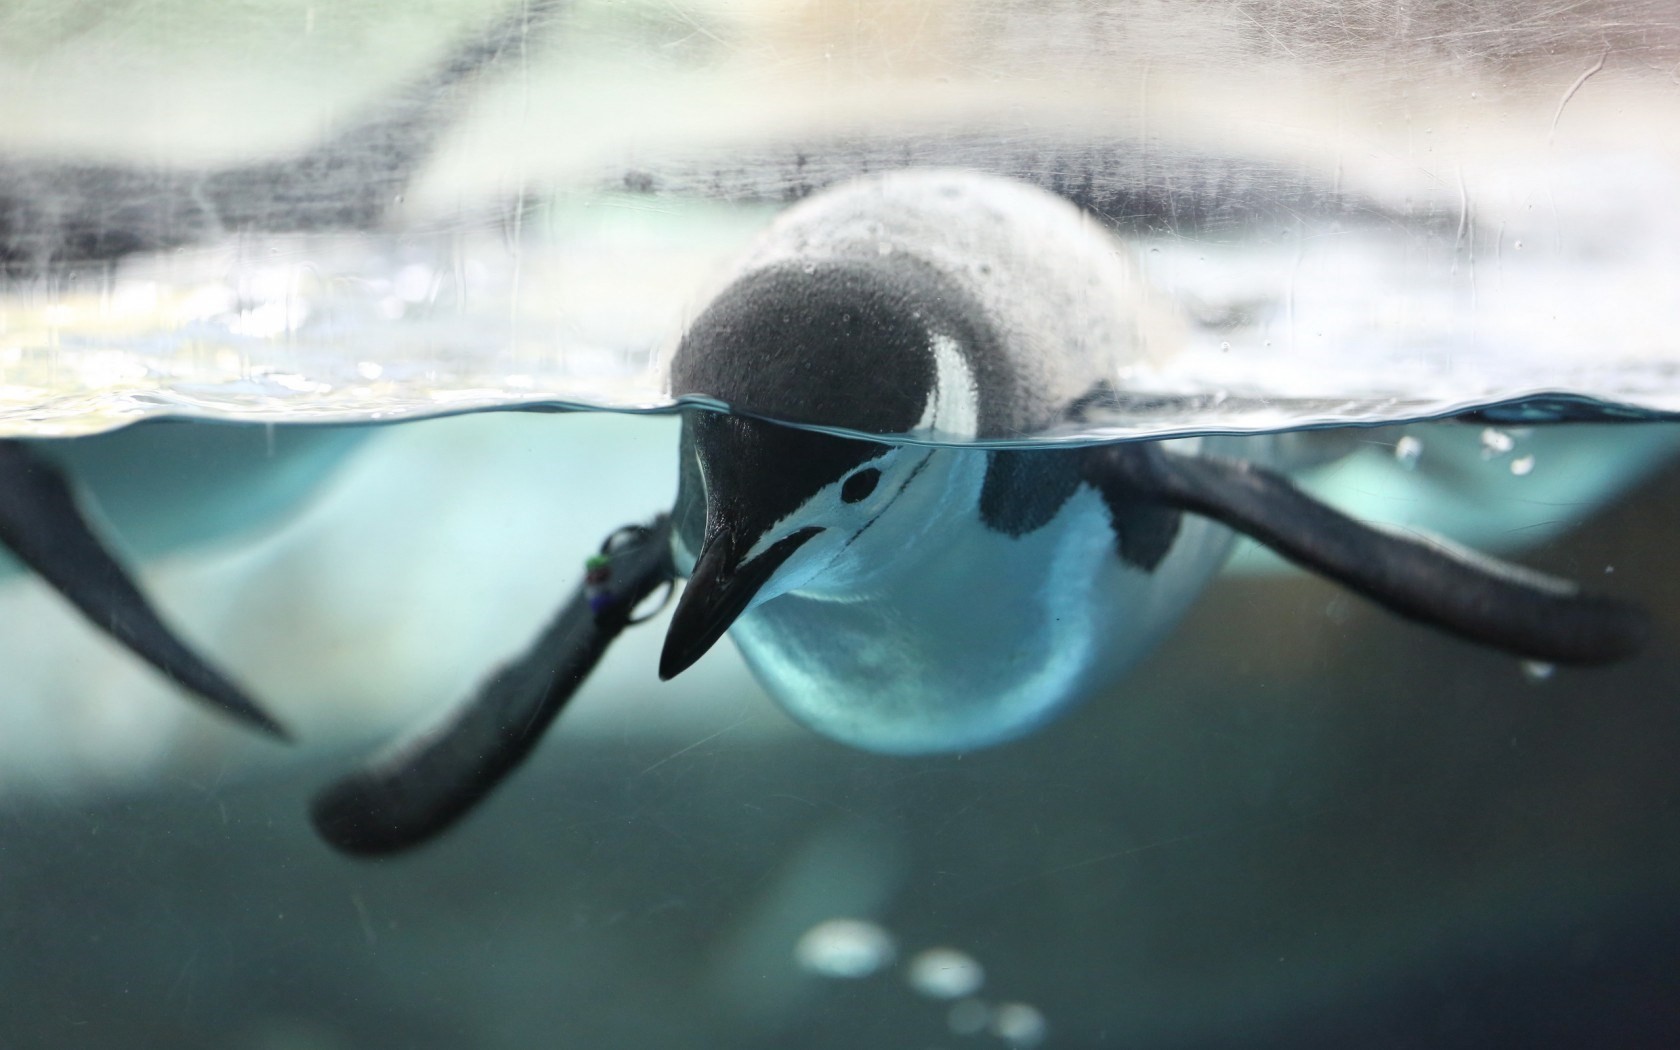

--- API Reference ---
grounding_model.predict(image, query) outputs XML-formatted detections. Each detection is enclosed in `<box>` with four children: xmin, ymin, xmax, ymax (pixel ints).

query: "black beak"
<box><xmin>659</xmin><ymin>525</ymin><xmax>822</xmax><ymax>680</ymax></box>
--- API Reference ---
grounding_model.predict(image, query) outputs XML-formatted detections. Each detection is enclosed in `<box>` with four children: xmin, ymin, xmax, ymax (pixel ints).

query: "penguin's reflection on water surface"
<box><xmin>309</xmin><ymin>171</ymin><xmax>1648</xmax><ymax>856</ymax></box>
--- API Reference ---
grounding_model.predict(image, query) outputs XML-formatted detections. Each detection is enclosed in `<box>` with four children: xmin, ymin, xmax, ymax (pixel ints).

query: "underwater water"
<box><xmin>0</xmin><ymin>413</ymin><xmax>1676</xmax><ymax>1050</ymax></box>
<box><xmin>1</xmin><ymin>1</ymin><xmax>1678</xmax><ymax>1047</ymax></box>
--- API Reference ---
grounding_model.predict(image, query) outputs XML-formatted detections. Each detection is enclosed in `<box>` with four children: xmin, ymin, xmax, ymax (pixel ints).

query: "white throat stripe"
<box><xmin>919</xmin><ymin>333</ymin><xmax>979</xmax><ymax>439</ymax></box>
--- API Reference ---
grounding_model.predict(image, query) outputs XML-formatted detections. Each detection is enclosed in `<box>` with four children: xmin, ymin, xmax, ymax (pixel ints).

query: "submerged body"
<box><xmin>718</xmin><ymin>439</ymin><xmax>1242</xmax><ymax>753</ymax></box>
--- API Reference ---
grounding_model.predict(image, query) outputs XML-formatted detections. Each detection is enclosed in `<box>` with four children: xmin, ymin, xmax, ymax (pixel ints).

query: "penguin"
<box><xmin>656</xmin><ymin>169</ymin><xmax>1248</xmax><ymax>754</ymax></box>
<box><xmin>311</xmin><ymin>170</ymin><xmax>1647</xmax><ymax>855</ymax></box>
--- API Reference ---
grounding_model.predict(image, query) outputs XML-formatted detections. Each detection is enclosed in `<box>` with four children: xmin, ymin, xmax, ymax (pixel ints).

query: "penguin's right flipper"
<box><xmin>1081</xmin><ymin>441</ymin><xmax>1649</xmax><ymax>665</ymax></box>
<box><xmin>0</xmin><ymin>440</ymin><xmax>287</xmax><ymax>736</ymax></box>
<box><xmin>311</xmin><ymin>514</ymin><xmax>676</xmax><ymax>856</ymax></box>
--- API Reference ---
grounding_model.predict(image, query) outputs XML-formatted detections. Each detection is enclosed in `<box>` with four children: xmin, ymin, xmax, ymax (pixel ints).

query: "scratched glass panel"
<box><xmin>0</xmin><ymin>0</ymin><xmax>1676</xmax><ymax>439</ymax></box>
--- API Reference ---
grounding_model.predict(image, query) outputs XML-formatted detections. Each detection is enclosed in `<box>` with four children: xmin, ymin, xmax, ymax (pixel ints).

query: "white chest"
<box><xmin>726</xmin><ymin>442</ymin><xmax>1240</xmax><ymax>754</ymax></box>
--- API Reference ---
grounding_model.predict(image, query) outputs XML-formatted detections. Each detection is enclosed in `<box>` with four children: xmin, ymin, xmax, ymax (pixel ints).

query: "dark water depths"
<box><xmin>1</xmin><ymin>421</ymin><xmax>1675</xmax><ymax>1050</ymax></box>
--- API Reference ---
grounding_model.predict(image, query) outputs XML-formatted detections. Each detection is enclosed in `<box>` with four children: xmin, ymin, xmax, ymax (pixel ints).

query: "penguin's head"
<box><xmin>658</xmin><ymin>256</ymin><xmax>982</xmax><ymax>679</ymax></box>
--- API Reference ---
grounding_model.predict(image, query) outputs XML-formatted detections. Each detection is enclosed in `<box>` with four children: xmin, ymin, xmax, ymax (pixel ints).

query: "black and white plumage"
<box><xmin>312</xmin><ymin>170</ymin><xmax>1647</xmax><ymax>855</ymax></box>
<box><xmin>658</xmin><ymin>171</ymin><xmax>1237</xmax><ymax>751</ymax></box>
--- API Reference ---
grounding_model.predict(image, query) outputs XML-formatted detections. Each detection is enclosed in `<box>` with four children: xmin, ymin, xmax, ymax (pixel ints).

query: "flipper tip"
<box><xmin>309</xmin><ymin>779</ymin><xmax>406</xmax><ymax>857</ymax></box>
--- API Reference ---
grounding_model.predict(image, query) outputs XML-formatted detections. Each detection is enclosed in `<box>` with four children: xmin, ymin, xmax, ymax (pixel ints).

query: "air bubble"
<box><xmin>1522</xmin><ymin>661</ymin><xmax>1556</xmax><ymax>681</ymax></box>
<box><xmin>1393</xmin><ymin>435</ymin><xmax>1423</xmax><ymax>469</ymax></box>
<box><xmin>1219</xmin><ymin>341</ymin><xmax>1231</xmax><ymax>352</ymax></box>
<box><xmin>1480</xmin><ymin>427</ymin><xmax>1515</xmax><ymax>457</ymax></box>
<box><xmin>795</xmin><ymin>918</ymin><xmax>897</xmax><ymax>979</ymax></box>
<box><xmin>801</xmin><ymin>262</ymin><xmax>816</xmax><ymax>274</ymax></box>
<box><xmin>907</xmin><ymin>947</ymin><xmax>985</xmax><ymax>999</ymax></box>
<box><xmin>1510</xmin><ymin>455</ymin><xmax>1535</xmax><ymax>476</ymax></box>
<box><xmin>992</xmin><ymin>1002</ymin><xmax>1049</xmax><ymax>1047</ymax></box>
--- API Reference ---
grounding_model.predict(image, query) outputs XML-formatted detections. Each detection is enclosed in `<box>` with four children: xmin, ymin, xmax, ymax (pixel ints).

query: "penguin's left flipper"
<box><xmin>0</xmin><ymin>440</ymin><xmax>287</xmax><ymax>736</ymax></box>
<box><xmin>312</xmin><ymin>514</ymin><xmax>676</xmax><ymax>856</ymax></box>
<box><xmin>1082</xmin><ymin>442</ymin><xmax>1649</xmax><ymax>665</ymax></box>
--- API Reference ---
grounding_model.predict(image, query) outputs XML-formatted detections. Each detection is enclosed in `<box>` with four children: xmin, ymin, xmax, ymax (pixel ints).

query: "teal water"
<box><xmin>0</xmin><ymin>413</ymin><xmax>1675</xmax><ymax>1048</ymax></box>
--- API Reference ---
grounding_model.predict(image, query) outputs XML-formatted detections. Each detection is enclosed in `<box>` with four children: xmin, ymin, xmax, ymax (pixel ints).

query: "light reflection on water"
<box><xmin>2</xmin><ymin>205</ymin><xmax>1676</xmax><ymax>441</ymax></box>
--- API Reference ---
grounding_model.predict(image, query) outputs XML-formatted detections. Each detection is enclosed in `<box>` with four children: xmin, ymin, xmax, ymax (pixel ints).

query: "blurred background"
<box><xmin>0</xmin><ymin>1</ymin><xmax>1677</xmax><ymax>1047</ymax></box>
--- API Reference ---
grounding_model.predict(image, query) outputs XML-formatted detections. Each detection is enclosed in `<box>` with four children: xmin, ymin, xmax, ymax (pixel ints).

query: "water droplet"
<box><xmin>991</xmin><ymin>1002</ymin><xmax>1049</xmax><ymax>1047</ymax></box>
<box><xmin>1522</xmin><ymin>661</ymin><xmax>1556</xmax><ymax>681</ymax></box>
<box><xmin>906</xmin><ymin>947</ymin><xmax>985</xmax><ymax>999</ymax></box>
<box><xmin>1510</xmin><ymin>454</ymin><xmax>1535</xmax><ymax>476</ymax></box>
<box><xmin>1480</xmin><ymin>427</ymin><xmax>1515</xmax><ymax>457</ymax></box>
<box><xmin>946</xmin><ymin>998</ymin><xmax>991</xmax><ymax>1035</ymax></box>
<box><xmin>1514</xmin><ymin>239</ymin><xmax>1524</xmax><ymax>249</ymax></box>
<box><xmin>795</xmin><ymin>918</ymin><xmax>896</xmax><ymax>979</ymax></box>
<box><xmin>1393</xmin><ymin>435</ymin><xmax>1423</xmax><ymax>469</ymax></box>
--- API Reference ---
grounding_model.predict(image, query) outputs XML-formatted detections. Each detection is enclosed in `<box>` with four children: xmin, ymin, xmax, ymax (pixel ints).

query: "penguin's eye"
<box><xmin>840</xmin><ymin>467</ymin><xmax>881</xmax><ymax>504</ymax></box>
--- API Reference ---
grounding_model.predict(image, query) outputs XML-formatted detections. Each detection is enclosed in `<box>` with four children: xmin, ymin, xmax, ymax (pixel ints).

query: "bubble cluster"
<box><xmin>795</xmin><ymin>919</ymin><xmax>1050</xmax><ymax>1046</ymax></box>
